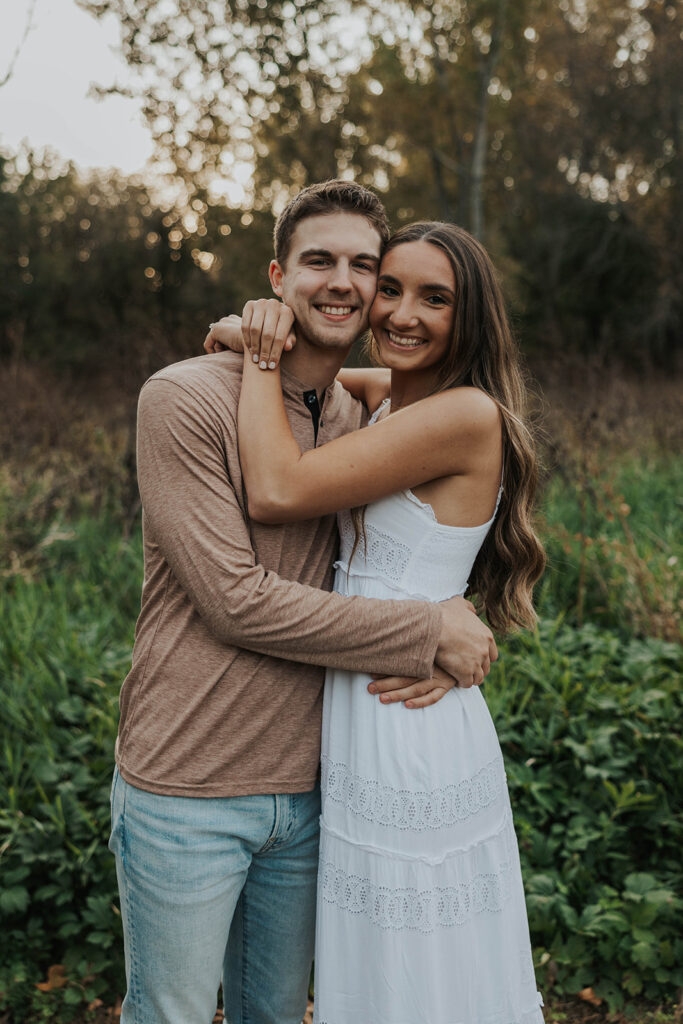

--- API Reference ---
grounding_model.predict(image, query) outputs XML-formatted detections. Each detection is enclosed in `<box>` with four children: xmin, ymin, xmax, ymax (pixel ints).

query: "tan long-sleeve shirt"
<box><xmin>116</xmin><ymin>351</ymin><xmax>442</xmax><ymax>797</ymax></box>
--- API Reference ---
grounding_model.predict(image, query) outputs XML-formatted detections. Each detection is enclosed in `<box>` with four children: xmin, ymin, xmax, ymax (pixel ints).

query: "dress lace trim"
<box><xmin>338</xmin><ymin>512</ymin><xmax>414</xmax><ymax>582</ymax></box>
<box><xmin>316</xmin><ymin>1003</ymin><xmax>544</xmax><ymax>1024</ymax></box>
<box><xmin>321</xmin><ymin>755</ymin><xmax>506</xmax><ymax>832</ymax></box>
<box><xmin>319</xmin><ymin>853</ymin><xmax>514</xmax><ymax>932</ymax></box>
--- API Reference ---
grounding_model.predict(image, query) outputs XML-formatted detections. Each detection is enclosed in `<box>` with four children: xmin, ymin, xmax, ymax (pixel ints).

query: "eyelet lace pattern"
<box><xmin>321</xmin><ymin>755</ymin><xmax>506</xmax><ymax>832</ymax></box>
<box><xmin>338</xmin><ymin>512</ymin><xmax>413</xmax><ymax>584</ymax></box>
<box><xmin>319</xmin><ymin>852</ymin><xmax>513</xmax><ymax>933</ymax></box>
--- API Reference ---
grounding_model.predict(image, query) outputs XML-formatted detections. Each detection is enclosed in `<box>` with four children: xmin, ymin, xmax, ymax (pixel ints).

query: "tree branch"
<box><xmin>0</xmin><ymin>0</ymin><xmax>38</xmax><ymax>89</ymax></box>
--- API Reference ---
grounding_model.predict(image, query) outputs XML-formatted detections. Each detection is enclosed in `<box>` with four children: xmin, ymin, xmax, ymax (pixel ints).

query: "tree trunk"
<box><xmin>470</xmin><ymin>0</ymin><xmax>508</xmax><ymax>240</ymax></box>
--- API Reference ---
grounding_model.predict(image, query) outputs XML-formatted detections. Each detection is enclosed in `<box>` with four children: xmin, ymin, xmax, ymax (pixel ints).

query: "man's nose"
<box><xmin>327</xmin><ymin>260</ymin><xmax>353</xmax><ymax>291</ymax></box>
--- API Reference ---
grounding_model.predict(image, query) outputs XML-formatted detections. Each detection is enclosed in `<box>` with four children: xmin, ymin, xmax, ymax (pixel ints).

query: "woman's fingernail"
<box><xmin>259</xmin><ymin>361</ymin><xmax>267</xmax><ymax>369</ymax></box>
<box><xmin>269</xmin><ymin>361</ymin><xmax>276</xmax><ymax>370</ymax></box>
<box><xmin>252</xmin><ymin>353</ymin><xmax>259</xmax><ymax>363</ymax></box>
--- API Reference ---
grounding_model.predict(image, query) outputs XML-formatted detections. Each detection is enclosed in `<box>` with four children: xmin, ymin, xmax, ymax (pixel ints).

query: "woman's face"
<box><xmin>369</xmin><ymin>240</ymin><xmax>456</xmax><ymax>375</ymax></box>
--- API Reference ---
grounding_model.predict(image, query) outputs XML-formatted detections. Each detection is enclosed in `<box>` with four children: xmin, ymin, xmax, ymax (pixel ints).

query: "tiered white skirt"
<box><xmin>313</xmin><ymin>599</ymin><xmax>544</xmax><ymax>1023</ymax></box>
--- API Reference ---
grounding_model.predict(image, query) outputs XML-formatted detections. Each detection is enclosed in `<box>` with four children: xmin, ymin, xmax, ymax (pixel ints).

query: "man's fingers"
<box><xmin>368</xmin><ymin>675</ymin><xmax>411</xmax><ymax>694</ymax></box>
<box><xmin>378</xmin><ymin>678</ymin><xmax>436</xmax><ymax>703</ymax></box>
<box><xmin>489</xmin><ymin>637</ymin><xmax>499</xmax><ymax>662</ymax></box>
<box><xmin>405</xmin><ymin>687</ymin><xmax>448</xmax><ymax>709</ymax></box>
<box><xmin>372</xmin><ymin>669</ymin><xmax>457</xmax><ymax>707</ymax></box>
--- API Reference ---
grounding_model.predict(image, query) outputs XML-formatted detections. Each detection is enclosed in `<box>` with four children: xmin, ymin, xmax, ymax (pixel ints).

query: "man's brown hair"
<box><xmin>273</xmin><ymin>180</ymin><xmax>390</xmax><ymax>266</ymax></box>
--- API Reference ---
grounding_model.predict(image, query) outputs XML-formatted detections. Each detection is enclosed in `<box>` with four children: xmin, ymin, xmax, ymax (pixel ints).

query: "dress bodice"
<box><xmin>336</xmin><ymin>491</ymin><xmax>497</xmax><ymax>602</ymax></box>
<box><xmin>335</xmin><ymin>397</ymin><xmax>501</xmax><ymax>602</ymax></box>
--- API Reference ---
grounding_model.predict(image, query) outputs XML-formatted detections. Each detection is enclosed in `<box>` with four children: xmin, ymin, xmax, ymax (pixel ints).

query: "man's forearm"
<box><xmin>138</xmin><ymin>377</ymin><xmax>441</xmax><ymax>678</ymax></box>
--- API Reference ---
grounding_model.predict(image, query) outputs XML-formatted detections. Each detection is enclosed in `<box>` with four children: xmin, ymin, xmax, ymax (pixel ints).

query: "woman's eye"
<box><xmin>378</xmin><ymin>284</ymin><xmax>399</xmax><ymax>297</ymax></box>
<box><xmin>427</xmin><ymin>294</ymin><xmax>448</xmax><ymax>306</ymax></box>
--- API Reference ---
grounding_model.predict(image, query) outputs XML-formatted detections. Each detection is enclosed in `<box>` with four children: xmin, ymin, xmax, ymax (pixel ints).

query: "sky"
<box><xmin>0</xmin><ymin>0</ymin><xmax>153</xmax><ymax>173</ymax></box>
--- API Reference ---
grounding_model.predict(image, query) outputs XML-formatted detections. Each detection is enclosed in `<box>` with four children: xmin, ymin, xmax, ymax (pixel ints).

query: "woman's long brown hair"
<box><xmin>356</xmin><ymin>221</ymin><xmax>545</xmax><ymax>633</ymax></box>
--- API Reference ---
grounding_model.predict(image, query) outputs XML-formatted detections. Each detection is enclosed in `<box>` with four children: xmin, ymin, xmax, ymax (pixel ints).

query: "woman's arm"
<box><xmin>336</xmin><ymin>368</ymin><xmax>391</xmax><ymax>413</ymax></box>
<box><xmin>237</xmin><ymin>351</ymin><xmax>501</xmax><ymax>523</ymax></box>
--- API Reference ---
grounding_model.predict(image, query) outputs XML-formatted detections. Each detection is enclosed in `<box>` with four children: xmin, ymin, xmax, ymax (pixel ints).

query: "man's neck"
<box><xmin>280</xmin><ymin>337</ymin><xmax>351</xmax><ymax>396</ymax></box>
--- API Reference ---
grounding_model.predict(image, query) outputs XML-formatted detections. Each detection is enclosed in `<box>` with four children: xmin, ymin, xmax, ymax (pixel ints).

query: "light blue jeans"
<box><xmin>109</xmin><ymin>768</ymin><xmax>320</xmax><ymax>1024</ymax></box>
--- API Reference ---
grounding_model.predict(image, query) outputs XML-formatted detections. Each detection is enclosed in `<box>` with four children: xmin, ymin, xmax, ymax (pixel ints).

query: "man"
<box><xmin>111</xmin><ymin>180</ymin><xmax>497</xmax><ymax>1024</ymax></box>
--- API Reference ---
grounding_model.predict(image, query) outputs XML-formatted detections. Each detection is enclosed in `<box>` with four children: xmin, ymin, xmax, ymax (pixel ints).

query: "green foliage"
<box><xmin>486</xmin><ymin>620</ymin><xmax>682</xmax><ymax>1011</ymax></box>
<box><xmin>0</xmin><ymin>515</ymin><xmax>141</xmax><ymax>1020</ymax></box>
<box><xmin>0</xmin><ymin>445</ymin><xmax>680</xmax><ymax>1018</ymax></box>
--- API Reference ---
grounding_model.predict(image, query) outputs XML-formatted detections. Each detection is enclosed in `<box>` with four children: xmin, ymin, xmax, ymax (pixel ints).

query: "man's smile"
<box><xmin>315</xmin><ymin>304</ymin><xmax>357</xmax><ymax>320</ymax></box>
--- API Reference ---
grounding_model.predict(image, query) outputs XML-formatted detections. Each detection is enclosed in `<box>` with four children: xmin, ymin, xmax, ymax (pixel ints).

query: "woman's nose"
<box><xmin>390</xmin><ymin>300</ymin><xmax>419</xmax><ymax>328</ymax></box>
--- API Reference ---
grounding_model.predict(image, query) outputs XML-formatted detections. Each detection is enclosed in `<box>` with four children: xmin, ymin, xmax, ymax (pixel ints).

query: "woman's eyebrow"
<box><xmin>378</xmin><ymin>273</ymin><xmax>455</xmax><ymax>296</ymax></box>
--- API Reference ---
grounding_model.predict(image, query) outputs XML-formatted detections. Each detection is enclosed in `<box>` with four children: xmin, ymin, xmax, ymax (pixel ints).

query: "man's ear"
<box><xmin>269</xmin><ymin>259</ymin><xmax>284</xmax><ymax>297</ymax></box>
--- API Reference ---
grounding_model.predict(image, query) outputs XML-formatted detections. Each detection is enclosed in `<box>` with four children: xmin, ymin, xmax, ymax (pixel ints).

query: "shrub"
<box><xmin>0</xmin><ymin>516</ymin><xmax>141</xmax><ymax>1021</ymax></box>
<box><xmin>487</xmin><ymin>619</ymin><xmax>683</xmax><ymax>1011</ymax></box>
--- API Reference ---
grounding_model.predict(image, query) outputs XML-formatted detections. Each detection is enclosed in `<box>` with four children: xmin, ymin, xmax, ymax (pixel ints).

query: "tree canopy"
<box><xmin>1</xmin><ymin>0</ymin><xmax>680</xmax><ymax>370</ymax></box>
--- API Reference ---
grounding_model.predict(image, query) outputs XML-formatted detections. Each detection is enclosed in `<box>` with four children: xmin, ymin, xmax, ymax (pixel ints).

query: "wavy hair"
<box><xmin>357</xmin><ymin>221</ymin><xmax>545</xmax><ymax>632</ymax></box>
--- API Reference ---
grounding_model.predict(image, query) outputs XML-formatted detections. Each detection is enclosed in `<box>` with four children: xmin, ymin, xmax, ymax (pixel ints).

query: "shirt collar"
<box><xmin>279</xmin><ymin>364</ymin><xmax>338</xmax><ymax>408</ymax></box>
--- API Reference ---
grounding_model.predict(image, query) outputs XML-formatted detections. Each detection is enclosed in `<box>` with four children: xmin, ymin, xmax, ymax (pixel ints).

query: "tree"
<box><xmin>77</xmin><ymin>0</ymin><xmax>356</xmax><ymax>202</ymax></box>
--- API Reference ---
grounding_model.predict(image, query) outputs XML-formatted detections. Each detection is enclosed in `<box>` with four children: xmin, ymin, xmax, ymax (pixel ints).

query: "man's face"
<box><xmin>269</xmin><ymin>212</ymin><xmax>382</xmax><ymax>352</ymax></box>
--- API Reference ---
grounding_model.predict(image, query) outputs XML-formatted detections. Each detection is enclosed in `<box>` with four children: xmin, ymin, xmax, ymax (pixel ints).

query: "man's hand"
<box><xmin>368</xmin><ymin>666</ymin><xmax>458</xmax><ymax>709</ymax></box>
<box><xmin>435</xmin><ymin>596</ymin><xmax>497</xmax><ymax>687</ymax></box>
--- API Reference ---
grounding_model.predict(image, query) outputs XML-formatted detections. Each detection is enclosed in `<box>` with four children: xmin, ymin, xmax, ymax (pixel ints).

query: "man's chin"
<box><xmin>298</xmin><ymin>325</ymin><xmax>364</xmax><ymax>353</ymax></box>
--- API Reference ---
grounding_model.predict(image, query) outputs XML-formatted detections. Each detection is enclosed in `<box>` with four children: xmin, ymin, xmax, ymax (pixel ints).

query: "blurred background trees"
<box><xmin>1</xmin><ymin>0</ymin><xmax>680</xmax><ymax>378</ymax></box>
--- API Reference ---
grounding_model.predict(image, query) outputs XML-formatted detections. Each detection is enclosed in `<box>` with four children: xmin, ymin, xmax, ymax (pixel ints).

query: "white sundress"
<box><xmin>313</xmin><ymin>407</ymin><xmax>544</xmax><ymax>1024</ymax></box>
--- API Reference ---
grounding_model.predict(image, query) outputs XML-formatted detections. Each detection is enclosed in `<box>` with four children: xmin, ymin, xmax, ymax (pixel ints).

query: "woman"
<box><xmin>214</xmin><ymin>222</ymin><xmax>545</xmax><ymax>1024</ymax></box>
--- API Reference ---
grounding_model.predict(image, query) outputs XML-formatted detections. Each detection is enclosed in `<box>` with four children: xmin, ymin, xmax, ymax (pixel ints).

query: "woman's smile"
<box><xmin>385</xmin><ymin>330</ymin><xmax>428</xmax><ymax>350</ymax></box>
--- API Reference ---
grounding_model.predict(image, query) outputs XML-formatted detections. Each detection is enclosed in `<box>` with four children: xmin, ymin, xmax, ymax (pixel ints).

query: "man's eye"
<box><xmin>353</xmin><ymin>262</ymin><xmax>374</xmax><ymax>272</ymax></box>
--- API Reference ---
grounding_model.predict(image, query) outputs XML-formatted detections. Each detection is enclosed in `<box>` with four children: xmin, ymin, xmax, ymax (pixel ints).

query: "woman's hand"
<box><xmin>241</xmin><ymin>298</ymin><xmax>296</xmax><ymax>369</ymax></box>
<box><xmin>367</xmin><ymin>665</ymin><xmax>460</xmax><ymax>709</ymax></box>
<box><xmin>204</xmin><ymin>315</ymin><xmax>244</xmax><ymax>354</ymax></box>
<box><xmin>204</xmin><ymin>300</ymin><xmax>297</xmax><ymax>366</ymax></box>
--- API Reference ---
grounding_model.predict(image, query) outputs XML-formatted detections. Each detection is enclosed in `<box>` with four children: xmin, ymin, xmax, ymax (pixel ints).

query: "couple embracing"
<box><xmin>110</xmin><ymin>180</ymin><xmax>546</xmax><ymax>1024</ymax></box>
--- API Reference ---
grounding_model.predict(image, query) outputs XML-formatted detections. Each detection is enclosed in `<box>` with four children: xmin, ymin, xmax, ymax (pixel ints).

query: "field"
<box><xmin>0</xmin><ymin>365</ymin><xmax>681</xmax><ymax>1023</ymax></box>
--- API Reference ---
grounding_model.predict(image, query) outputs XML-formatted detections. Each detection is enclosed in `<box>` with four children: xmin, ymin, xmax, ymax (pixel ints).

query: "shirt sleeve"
<box><xmin>136</xmin><ymin>378</ymin><xmax>441</xmax><ymax>677</ymax></box>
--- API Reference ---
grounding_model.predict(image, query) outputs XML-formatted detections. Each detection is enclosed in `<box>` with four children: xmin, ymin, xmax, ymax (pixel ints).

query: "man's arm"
<box><xmin>137</xmin><ymin>377</ymin><xmax>441</xmax><ymax>678</ymax></box>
